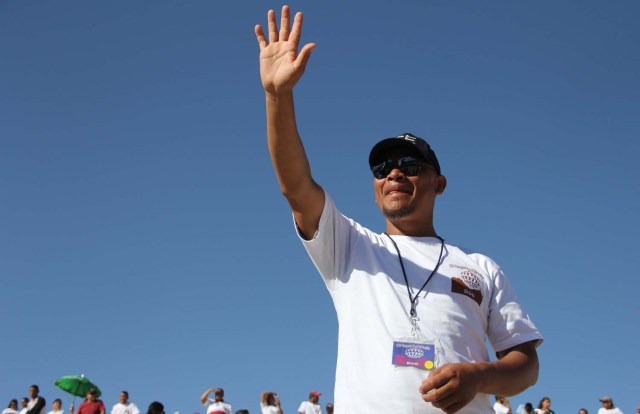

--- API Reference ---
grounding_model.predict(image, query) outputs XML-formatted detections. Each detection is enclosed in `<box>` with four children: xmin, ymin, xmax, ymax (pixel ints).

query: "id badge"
<box><xmin>392</xmin><ymin>338</ymin><xmax>436</xmax><ymax>371</ymax></box>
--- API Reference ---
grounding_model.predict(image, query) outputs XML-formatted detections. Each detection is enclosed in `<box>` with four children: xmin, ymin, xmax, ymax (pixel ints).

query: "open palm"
<box><xmin>255</xmin><ymin>6</ymin><xmax>315</xmax><ymax>95</ymax></box>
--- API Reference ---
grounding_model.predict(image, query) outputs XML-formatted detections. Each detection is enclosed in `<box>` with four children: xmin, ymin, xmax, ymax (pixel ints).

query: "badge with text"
<box><xmin>392</xmin><ymin>340</ymin><xmax>436</xmax><ymax>371</ymax></box>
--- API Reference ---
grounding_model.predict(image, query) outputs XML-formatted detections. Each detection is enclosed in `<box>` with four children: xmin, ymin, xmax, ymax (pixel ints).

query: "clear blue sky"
<box><xmin>2</xmin><ymin>1</ymin><xmax>639</xmax><ymax>413</ymax></box>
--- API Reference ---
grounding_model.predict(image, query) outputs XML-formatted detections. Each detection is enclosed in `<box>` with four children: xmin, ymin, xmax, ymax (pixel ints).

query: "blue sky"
<box><xmin>1</xmin><ymin>1</ymin><xmax>639</xmax><ymax>413</ymax></box>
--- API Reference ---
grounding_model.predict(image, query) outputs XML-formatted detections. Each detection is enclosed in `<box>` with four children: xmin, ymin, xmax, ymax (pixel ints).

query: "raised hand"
<box><xmin>255</xmin><ymin>5</ymin><xmax>316</xmax><ymax>96</ymax></box>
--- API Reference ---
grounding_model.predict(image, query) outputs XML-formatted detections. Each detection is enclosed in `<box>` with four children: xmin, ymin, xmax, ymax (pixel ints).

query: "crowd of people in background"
<box><xmin>493</xmin><ymin>394</ymin><xmax>636</xmax><ymax>414</ymax></box>
<box><xmin>1</xmin><ymin>385</ymin><xmax>335</xmax><ymax>414</ymax></box>
<box><xmin>3</xmin><ymin>384</ymin><xmax>636</xmax><ymax>414</ymax></box>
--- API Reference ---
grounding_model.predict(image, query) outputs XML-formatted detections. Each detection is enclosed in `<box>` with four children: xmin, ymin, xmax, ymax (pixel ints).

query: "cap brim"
<box><xmin>369</xmin><ymin>138</ymin><xmax>426</xmax><ymax>166</ymax></box>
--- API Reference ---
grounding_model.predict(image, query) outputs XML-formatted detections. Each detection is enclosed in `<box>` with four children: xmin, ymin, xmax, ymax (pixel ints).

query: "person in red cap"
<box><xmin>297</xmin><ymin>392</ymin><xmax>320</xmax><ymax>414</ymax></box>
<box><xmin>255</xmin><ymin>5</ymin><xmax>542</xmax><ymax>414</ymax></box>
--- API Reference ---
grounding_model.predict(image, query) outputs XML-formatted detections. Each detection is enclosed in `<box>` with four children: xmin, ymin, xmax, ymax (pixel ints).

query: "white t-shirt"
<box><xmin>299</xmin><ymin>193</ymin><xmax>543</xmax><ymax>414</ymax></box>
<box><xmin>260</xmin><ymin>403</ymin><xmax>280</xmax><ymax>414</ymax></box>
<box><xmin>47</xmin><ymin>410</ymin><xmax>64</xmax><ymax>414</ymax></box>
<box><xmin>598</xmin><ymin>408</ymin><xmax>624</xmax><ymax>414</ymax></box>
<box><xmin>2</xmin><ymin>409</ymin><xmax>19</xmax><ymax>414</ymax></box>
<box><xmin>494</xmin><ymin>402</ymin><xmax>510</xmax><ymax>414</ymax></box>
<box><xmin>204</xmin><ymin>400</ymin><xmax>232</xmax><ymax>414</ymax></box>
<box><xmin>111</xmin><ymin>403</ymin><xmax>140</xmax><ymax>414</ymax></box>
<box><xmin>297</xmin><ymin>401</ymin><xmax>320</xmax><ymax>414</ymax></box>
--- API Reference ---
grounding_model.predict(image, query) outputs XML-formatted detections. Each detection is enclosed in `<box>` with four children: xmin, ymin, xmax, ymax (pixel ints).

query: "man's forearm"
<box><xmin>477</xmin><ymin>341</ymin><xmax>539</xmax><ymax>396</ymax></box>
<box><xmin>266</xmin><ymin>91</ymin><xmax>314</xmax><ymax>200</ymax></box>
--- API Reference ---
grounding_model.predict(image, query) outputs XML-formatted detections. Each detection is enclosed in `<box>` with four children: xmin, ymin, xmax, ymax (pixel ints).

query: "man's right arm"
<box><xmin>255</xmin><ymin>6</ymin><xmax>323</xmax><ymax>239</ymax></box>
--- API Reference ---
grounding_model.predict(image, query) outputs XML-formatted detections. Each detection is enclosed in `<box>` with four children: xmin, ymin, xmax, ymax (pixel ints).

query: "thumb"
<box><xmin>295</xmin><ymin>42</ymin><xmax>316</xmax><ymax>71</ymax></box>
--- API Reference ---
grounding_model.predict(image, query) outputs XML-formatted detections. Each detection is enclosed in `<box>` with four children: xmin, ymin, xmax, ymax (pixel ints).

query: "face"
<box><xmin>373</xmin><ymin>150</ymin><xmax>445</xmax><ymax>227</ymax></box>
<box><xmin>326</xmin><ymin>404</ymin><xmax>333</xmax><ymax>414</ymax></box>
<box><xmin>543</xmin><ymin>399</ymin><xmax>551</xmax><ymax>409</ymax></box>
<box><xmin>53</xmin><ymin>402</ymin><xmax>61</xmax><ymax>411</ymax></box>
<box><xmin>10</xmin><ymin>402</ymin><xmax>18</xmax><ymax>410</ymax></box>
<box><xmin>214</xmin><ymin>391</ymin><xmax>223</xmax><ymax>402</ymax></box>
<box><xmin>579</xmin><ymin>410</ymin><xmax>588</xmax><ymax>414</ymax></box>
<box><xmin>28</xmin><ymin>388</ymin><xmax>38</xmax><ymax>399</ymax></box>
<box><xmin>602</xmin><ymin>401</ymin><xmax>613</xmax><ymax>409</ymax></box>
<box><xmin>86</xmin><ymin>394</ymin><xmax>96</xmax><ymax>402</ymax></box>
<box><xmin>119</xmin><ymin>393</ymin><xmax>128</xmax><ymax>404</ymax></box>
<box><xmin>21</xmin><ymin>400</ymin><xmax>28</xmax><ymax>408</ymax></box>
<box><xmin>310</xmin><ymin>395</ymin><xmax>319</xmax><ymax>404</ymax></box>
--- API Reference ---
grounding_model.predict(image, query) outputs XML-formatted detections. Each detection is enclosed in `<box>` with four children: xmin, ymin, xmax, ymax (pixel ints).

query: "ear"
<box><xmin>435</xmin><ymin>175</ymin><xmax>447</xmax><ymax>195</ymax></box>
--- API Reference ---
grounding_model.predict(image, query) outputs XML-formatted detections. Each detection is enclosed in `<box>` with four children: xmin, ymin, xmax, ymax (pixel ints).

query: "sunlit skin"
<box><xmin>373</xmin><ymin>149</ymin><xmax>446</xmax><ymax>236</ymax></box>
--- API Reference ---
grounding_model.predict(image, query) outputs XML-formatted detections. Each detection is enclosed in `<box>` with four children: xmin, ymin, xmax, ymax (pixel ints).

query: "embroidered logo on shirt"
<box><xmin>450</xmin><ymin>268</ymin><xmax>483</xmax><ymax>305</ymax></box>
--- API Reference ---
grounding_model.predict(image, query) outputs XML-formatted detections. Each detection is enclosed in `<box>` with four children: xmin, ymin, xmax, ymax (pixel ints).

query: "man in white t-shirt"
<box><xmin>111</xmin><ymin>392</ymin><xmax>140</xmax><ymax>414</ymax></box>
<box><xmin>199</xmin><ymin>388</ymin><xmax>231</xmax><ymax>414</ymax></box>
<box><xmin>255</xmin><ymin>5</ymin><xmax>542</xmax><ymax>413</ymax></box>
<box><xmin>597</xmin><ymin>396</ymin><xmax>624</xmax><ymax>414</ymax></box>
<box><xmin>297</xmin><ymin>392</ymin><xmax>321</xmax><ymax>414</ymax></box>
<box><xmin>494</xmin><ymin>396</ymin><xmax>511</xmax><ymax>414</ymax></box>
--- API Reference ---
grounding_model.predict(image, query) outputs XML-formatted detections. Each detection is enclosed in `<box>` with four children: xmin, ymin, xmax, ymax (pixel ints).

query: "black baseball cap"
<box><xmin>369</xmin><ymin>132</ymin><xmax>441</xmax><ymax>175</ymax></box>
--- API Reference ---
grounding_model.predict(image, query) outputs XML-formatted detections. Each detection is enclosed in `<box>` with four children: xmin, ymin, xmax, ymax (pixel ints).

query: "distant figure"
<box><xmin>598</xmin><ymin>396</ymin><xmax>624</xmax><ymax>414</ymax></box>
<box><xmin>47</xmin><ymin>399</ymin><xmax>63</xmax><ymax>414</ymax></box>
<box><xmin>26</xmin><ymin>385</ymin><xmax>46</xmax><ymax>414</ymax></box>
<box><xmin>297</xmin><ymin>392</ymin><xmax>320</xmax><ymax>414</ymax></box>
<box><xmin>260</xmin><ymin>393</ymin><xmax>281</xmax><ymax>414</ymax></box>
<box><xmin>146</xmin><ymin>402</ymin><xmax>164</xmax><ymax>414</ymax></box>
<box><xmin>200</xmin><ymin>388</ymin><xmax>232</xmax><ymax>414</ymax></box>
<box><xmin>325</xmin><ymin>404</ymin><xmax>333</xmax><ymax>414</ymax></box>
<box><xmin>111</xmin><ymin>391</ymin><xmax>140</xmax><ymax>414</ymax></box>
<box><xmin>494</xmin><ymin>396</ymin><xmax>511</xmax><ymax>414</ymax></box>
<box><xmin>579</xmin><ymin>409</ymin><xmax>589</xmax><ymax>414</ymax></box>
<box><xmin>71</xmin><ymin>389</ymin><xmax>105</xmax><ymax>414</ymax></box>
<box><xmin>2</xmin><ymin>400</ymin><xmax>19</xmax><ymax>414</ymax></box>
<box><xmin>534</xmin><ymin>397</ymin><xmax>554</xmax><ymax>414</ymax></box>
<box><xmin>19</xmin><ymin>398</ymin><xmax>29</xmax><ymax>414</ymax></box>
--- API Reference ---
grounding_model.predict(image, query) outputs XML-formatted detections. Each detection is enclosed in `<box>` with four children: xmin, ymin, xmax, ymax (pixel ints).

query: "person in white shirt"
<box><xmin>260</xmin><ymin>392</ymin><xmax>282</xmax><ymax>414</ymax></box>
<box><xmin>111</xmin><ymin>392</ymin><xmax>140</xmax><ymax>414</ymax></box>
<box><xmin>494</xmin><ymin>396</ymin><xmax>511</xmax><ymax>414</ymax></box>
<box><xmin>2</xmin><ymin>400</ymin><xmax>19</xmax><ymax>414</ymax></box>
<box><xmin>598</xmin><ymin>396</ymin><xmax>624</xmax><ymax>414</ymax></box>
<box><xmin>47</xmin><ymin>399</ymin><xmax>64</xmax><ymax>414</ymax></box>
<box><xmin>19</xmin><ymin>398</ymin><xmax>29</xmax><ymax>414</ymax></box>
<box><xmin>26</xmin><ymin>386</ymin><xmax>46</xmax><ymax>414</ymax></box>
<box><xmin>200</xmin><ymin>388</ymin><xmax>231</xmax><ymax>414</ymax></box>
<box><xmin>297</xmin><ymin>392</ymin><xmax>320</xmax><ymax>414</ymax></box>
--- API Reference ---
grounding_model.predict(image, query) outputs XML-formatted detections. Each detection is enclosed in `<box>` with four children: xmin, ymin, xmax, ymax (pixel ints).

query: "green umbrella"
<box><xmin>54</xmin><ymin>375</ymin><xmax>102</xmax><ymax>398</ymax></box>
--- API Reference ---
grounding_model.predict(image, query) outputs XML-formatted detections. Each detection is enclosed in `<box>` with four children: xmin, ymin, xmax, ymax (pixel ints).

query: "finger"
<box><xmin>289</xmin><ymin>11</ymin><xmax>304</xmax><ymax>48</ymax></box>
<box><xmin>255</xmin><ymin>25</ymin><xmax>267</xmax><ymax>50</ymax></box>
<box><xmin>279</xmin><ymin>5</ymin><xmax>291</xmax><ymax>41</ymax></box>
<box><xmin>418</xmin><ymin>368</ymin><xmax>448</xmax><ymax>394</ymax></box>
<box><xmin>294</xmin><ymin>43</ymin><xmax>316</xmax><ymax>71</ymax></box>
<box><xmin>267</xmin><ymin>9</ymin><xmax>278</xmax><ymax>43</ymax></box>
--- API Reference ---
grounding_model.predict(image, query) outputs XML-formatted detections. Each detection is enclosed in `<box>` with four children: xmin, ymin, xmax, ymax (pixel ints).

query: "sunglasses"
<box><xmin>371</xmin><ymin>156</ymin><xmax>426</xmax><ymax>179</ymax></box>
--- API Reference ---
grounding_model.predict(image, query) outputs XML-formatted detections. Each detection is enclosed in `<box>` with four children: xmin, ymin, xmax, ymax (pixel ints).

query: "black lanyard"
<box><xmin>384</xmin><ymin>233</ymin><xmax>445</xmax><ymax>319</ymax></box>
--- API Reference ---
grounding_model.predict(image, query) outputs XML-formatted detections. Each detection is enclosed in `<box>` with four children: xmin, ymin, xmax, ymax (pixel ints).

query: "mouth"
<box><xmin>384</xmin><ymin>186</ymin><xmax>413</xmax><ymax>197</ymax></box>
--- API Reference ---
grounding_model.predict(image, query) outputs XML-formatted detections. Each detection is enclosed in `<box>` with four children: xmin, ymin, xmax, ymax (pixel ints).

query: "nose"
<box><xmin>386</xmin><ymin>168</ymin><xmax>406</xmax><ymax>181</ymax></box>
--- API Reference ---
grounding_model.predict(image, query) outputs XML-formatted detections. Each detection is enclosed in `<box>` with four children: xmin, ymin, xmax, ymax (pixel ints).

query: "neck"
<box><xmin>385</xmin><ymin>219</ymin><xmax>437</xmax><ymax>237</ymax></box>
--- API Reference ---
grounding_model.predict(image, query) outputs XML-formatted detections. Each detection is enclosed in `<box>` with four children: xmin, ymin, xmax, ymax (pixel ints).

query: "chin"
<box><xmin>382</xmin><ymin>203</ymin><xmax>416</xmax><ymax>220</ymax></box>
